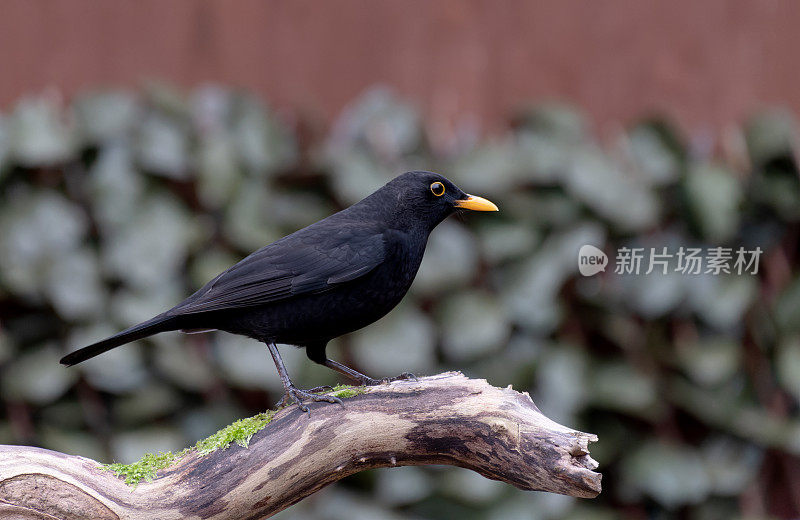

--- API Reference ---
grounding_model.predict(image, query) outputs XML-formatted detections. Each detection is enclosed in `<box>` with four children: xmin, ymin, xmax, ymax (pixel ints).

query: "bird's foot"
<box><xmin>276</xmin><ymin>385</ymin><xmax>343</xmax><ymax>414</ymax></box>
<box><xmin>361</xmin><ymin>372</ymin><xmax>418</xmax><ymax>386</ymax></box>
<box><xmin>307</xmin><ymin>385</ymin><xmax>335</xmax><ymax>393</ymax></box>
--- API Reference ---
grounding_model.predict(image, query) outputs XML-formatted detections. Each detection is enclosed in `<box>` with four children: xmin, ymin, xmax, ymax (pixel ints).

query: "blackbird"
<box><xmin>60</xmin><ymin>171</ymin><xmax>498</xmax><ymax>411</ymax></box>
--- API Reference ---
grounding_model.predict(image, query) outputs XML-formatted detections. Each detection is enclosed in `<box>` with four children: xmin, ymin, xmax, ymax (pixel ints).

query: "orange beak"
<box><xmin>453</xmin><ymin>194</ymin><xmax>499</xmax><ymax>212</ymax></box>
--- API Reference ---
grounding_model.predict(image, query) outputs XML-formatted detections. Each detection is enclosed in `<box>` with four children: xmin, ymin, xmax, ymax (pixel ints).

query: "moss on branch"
<box><xmin>101</xmin><ymin>384</ymin><xmax>365</xmax><ymax>485</ymax></box>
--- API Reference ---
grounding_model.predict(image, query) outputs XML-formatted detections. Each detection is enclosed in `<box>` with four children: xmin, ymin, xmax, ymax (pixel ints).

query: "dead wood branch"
<box><xmin>0</xmin><ymin>372</ymin><xmax>600</xmax><ymax>519</ymax></box>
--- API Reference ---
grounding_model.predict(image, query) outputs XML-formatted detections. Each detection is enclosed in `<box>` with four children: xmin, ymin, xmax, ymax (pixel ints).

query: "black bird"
<box><xmin>61</xmin><ymin>171</ymin><xmax>498</xmax><ymax>411</ymax></box>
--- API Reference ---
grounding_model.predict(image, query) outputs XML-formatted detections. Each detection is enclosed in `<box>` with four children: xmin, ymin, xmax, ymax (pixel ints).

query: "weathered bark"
<box><xmin>0</xmin><ymin>372</ymin><xmax>600</xmax><ymax>519</ymax></box>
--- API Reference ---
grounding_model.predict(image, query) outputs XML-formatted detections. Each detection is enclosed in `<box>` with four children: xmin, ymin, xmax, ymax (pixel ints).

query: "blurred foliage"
<box><xmin>0</xmin><ymin>85</ymin><xmax>799</xmax><ymax>519</ymax></box>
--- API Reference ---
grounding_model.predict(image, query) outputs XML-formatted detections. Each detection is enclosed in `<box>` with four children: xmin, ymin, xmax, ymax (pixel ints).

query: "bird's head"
<box><xmin>368</xmin><ymin>171</ymin><xmax>498</xmax><ymax>231</ymax></box>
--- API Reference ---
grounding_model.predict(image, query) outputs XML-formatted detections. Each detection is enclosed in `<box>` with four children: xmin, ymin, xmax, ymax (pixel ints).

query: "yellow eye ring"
<box><xmin>430</xmin><ymin>182</ymin><xmax>445</xmax><ymax>197</ymax></box>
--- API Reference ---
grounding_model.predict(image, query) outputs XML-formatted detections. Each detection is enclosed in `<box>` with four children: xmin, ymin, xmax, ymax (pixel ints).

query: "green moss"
<box><xmin>102</xmin><ymin>449</ymin><xmax>189</xmax><ymax>486</ymax></box>
<box><xmin>101</xmin><ymin>385</ymin><xmax>366</xmax><ymax>485</ymax></box>
<box><xmin>329</xmin><ymin>383</ymin><xmax>366</xmax><ymax>399</ymax></box>
<box><xmin>194</xmin><ymin>410</ymin><xmax>276</xmax><ymax>455</ymax></box>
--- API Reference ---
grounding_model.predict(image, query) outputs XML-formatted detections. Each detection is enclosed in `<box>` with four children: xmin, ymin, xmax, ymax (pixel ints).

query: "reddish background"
<box><xmin>1</xmin><ymin>0</ymin><xmax>798</xmax><ymax>136</ymax></box>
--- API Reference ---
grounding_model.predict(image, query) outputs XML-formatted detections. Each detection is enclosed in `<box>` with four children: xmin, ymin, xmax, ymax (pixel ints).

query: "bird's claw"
<box><xmin>276</xmin><ymin>385</ymin><xmax>343</xmax><ymax>413</ymax></box>
<box><xmin>393</xmin><ymin>372</ymin><xmax>418</xmax><ymax>382</ymax></box>
<box><xmin>306</xmin><ymin>385</ymin><xmax>335</xmax><ymax>393</ymax></box>
<box><xmin>362</xmin><ymin>372</ymin><xmax>418</xmax><ymax>386</ymax></box>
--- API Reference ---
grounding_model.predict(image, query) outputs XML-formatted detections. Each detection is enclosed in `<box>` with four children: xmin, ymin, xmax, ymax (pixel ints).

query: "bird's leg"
<box><xmin>265</xmin><ymin>341</ymin><xmax>342</xmax><ymax>413</ymax></box>
<box><xmin>324</xmin><ymin>359</ymin><xmax>380</xmax><ymax>385</ymax></box>
<box><xmin>324</xmin><ymin>359</ymin><xmax>417</xmax><ymax>386</ymax></box>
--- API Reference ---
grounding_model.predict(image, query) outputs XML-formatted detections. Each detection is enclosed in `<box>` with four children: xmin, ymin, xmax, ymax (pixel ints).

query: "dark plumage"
<box><xmin>61</xmin><ymin>171</ymin><xmax>498</xmax><ymax>411</ymax></box>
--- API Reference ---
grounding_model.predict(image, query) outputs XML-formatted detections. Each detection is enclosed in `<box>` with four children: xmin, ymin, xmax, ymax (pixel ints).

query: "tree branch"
<box><xmin>0</xmin><ymin>372</ymin><xmax>601</xmax><ymax>519</ymax></box>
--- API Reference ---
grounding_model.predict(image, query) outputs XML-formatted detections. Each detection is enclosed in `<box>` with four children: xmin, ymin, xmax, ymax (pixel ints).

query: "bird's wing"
<box><xmin>170</xmin><ymin>225</ymin><xmax>386</xmax><ymax>315</ymax></box>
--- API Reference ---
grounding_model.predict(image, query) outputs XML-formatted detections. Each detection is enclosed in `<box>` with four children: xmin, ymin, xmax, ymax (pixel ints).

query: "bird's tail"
<box><xmin>60</xmin><ymin>315</ymin><xmax>178</xmax><ymax>366</ymax></box>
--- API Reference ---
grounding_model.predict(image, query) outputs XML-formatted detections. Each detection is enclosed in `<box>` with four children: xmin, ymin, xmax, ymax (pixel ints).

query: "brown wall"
<box><xmin>1</xmin><ymin>0</ymin><xmax>799</xmax><ymax>136</ymax></box>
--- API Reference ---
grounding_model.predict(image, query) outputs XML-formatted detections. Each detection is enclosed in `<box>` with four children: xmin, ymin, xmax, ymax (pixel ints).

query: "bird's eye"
<box><xmin>430</xmin><ymin>182</ymin><xmax>445</xmax><ymax>197</ymax></box>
